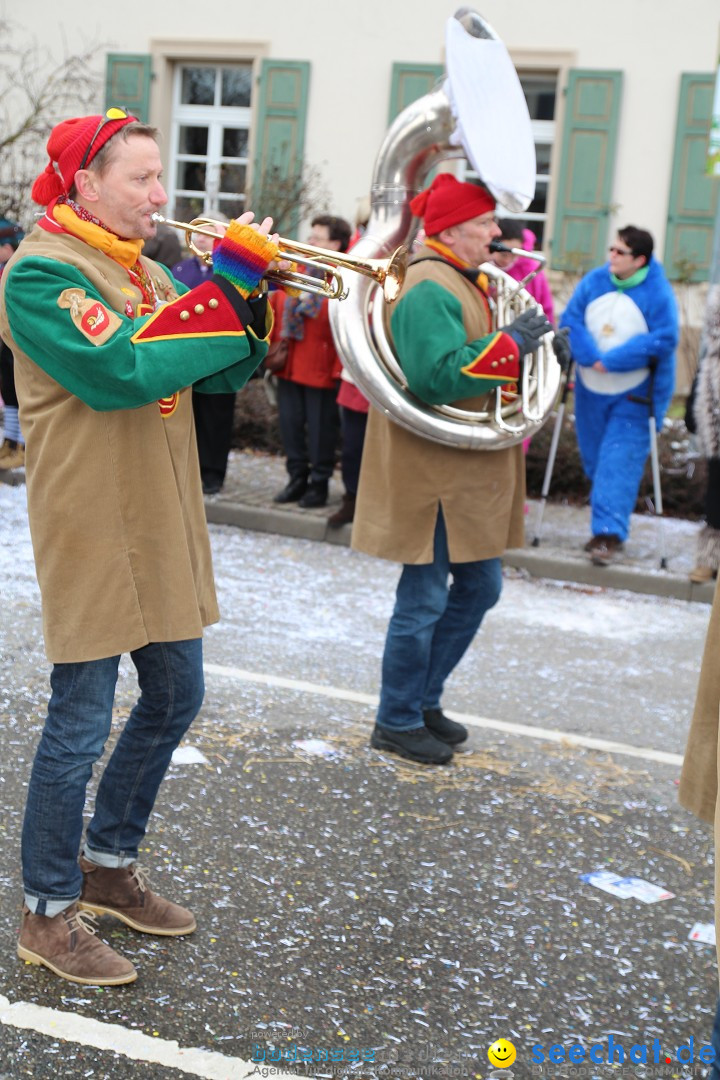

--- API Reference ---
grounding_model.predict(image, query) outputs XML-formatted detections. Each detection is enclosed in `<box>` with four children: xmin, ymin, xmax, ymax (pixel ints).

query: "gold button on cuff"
<box><xmin>194</xmin><ymin>304</ymin><xmax>205</xmax><ymax>315</ymax></box>
<box><xmin>208</xmin><ymin>298</ymin><xmax>219</xmax><ymax>310</ymax></box>
<box><xmin>179</xmin><ymin>310</ymin><xmax>190</xmax><ymax>321</ymax></box>
<box><xmin>491</xmin><ymin>360</ymin><xmax>499</xmax><ymax>368</ymax></box>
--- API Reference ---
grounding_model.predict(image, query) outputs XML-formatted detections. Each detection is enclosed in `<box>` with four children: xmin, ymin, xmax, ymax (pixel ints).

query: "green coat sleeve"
<box><xmin>4</xmin><ymin>257</ymin><xmax>268</xmax><ymax>411</ymax></box>
<box><xmin>390</xmin><ymin>279</ymin><xmax>518</xmax><ymax>404</ymax></box>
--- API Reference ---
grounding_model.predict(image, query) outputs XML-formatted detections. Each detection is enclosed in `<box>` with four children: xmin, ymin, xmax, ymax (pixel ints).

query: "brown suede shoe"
<box><xmin>689</xmin><ymin>564</ymin><xmax>717</xmax><ymax>584</ymax></box>
<box><xmin>17</xmin><ymin>903</ymin><xmax>137</xmax><ymax>986</ymax></box>
<box><xmin>588</xmin><ymin>534</ymin><xmax>624</xmax><ymax>567</ymax></box>
<box><xmin>327</xmin><ymin>494</ymin><xmax>356</xmax><ymax>528</ymax></box>
<box><xmin>79</xmin><ymin>858</ymin><xmax>196</xmax><ymax>936</ymax></box>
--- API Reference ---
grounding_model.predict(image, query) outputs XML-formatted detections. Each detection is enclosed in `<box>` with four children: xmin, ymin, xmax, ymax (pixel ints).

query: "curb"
<box><xmin>5</xmin><ymin>466</ymin><xmax>711</xmax><ymax>605</ymax></box>
<box><xmin>503</xmin><ymin>547</ymin><xmax>716</xmax><ymax>603</ymax></box>
<box><xmin>0</xmin><ymin>468</ymin><xmax>25</xmax><ymax>487</ymax></box>
<box><xmin>205</xmin><ymin>499</ymin><xmax>717</xmax><ymax>605</ymax></box>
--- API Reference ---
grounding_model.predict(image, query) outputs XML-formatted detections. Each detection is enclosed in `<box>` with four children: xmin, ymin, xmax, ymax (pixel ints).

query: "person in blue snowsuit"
<box><xmin>560</xmin><ymin>225</ymin><xmax>678</xmax><ymax>565</ymax></box>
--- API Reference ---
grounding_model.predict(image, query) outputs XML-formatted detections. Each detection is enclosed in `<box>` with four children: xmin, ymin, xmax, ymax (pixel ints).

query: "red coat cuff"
<box><xmin>462</xmin><ymin>332</ymin><xmax>520</xmax><ymax>382</ymax></box>
<box><xmin>131</xmin><ymin>281</ymin><xmax>248</xmax><ymax>344</ymax></box>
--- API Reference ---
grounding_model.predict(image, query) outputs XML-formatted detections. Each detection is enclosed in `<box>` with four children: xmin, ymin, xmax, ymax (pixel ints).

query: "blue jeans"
<box><xmin>376</xmin><ymin>511</ymin><xmax>502</xmax><ymax>731</ymax></box>
<box><xmin>22</xmin><ymin>639</ymin><xmax>205</xmax><ymax>916</ymax></box>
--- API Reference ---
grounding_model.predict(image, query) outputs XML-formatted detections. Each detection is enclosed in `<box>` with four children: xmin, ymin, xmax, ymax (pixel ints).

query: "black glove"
<box><xmin>551</xmin><ymin>327</ymin><xmax>573</xmax><ymax>372</ymax></box>
<box><xmin>499</xmin><ymin>308</ymin><xmax>553</xmax><ymax>356</ymax></box>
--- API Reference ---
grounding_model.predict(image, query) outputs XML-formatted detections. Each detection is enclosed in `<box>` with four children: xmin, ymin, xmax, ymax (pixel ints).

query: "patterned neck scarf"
<box><xmin>53</xmin><ymin>198</ymin><xmax>155</xmax><ymax>307</ymax></box>
<box><xmin>425</xmin><ymin>237</ymin><xmax>470</xmax><ymax>270</ymax></box>
<box><xmin>423</xmin><ymin>238</ymin><xmax>489</xmax><ymax>293</ymax></box>
<box><xmin>54</xmin><ymin>199</ymin><xmax>144</xmax><ymax>268</ymax></box>
<box><xmin>279</xmin><ymin>265</ymin><xmax>325</xmax><ymax>340</ymax></box>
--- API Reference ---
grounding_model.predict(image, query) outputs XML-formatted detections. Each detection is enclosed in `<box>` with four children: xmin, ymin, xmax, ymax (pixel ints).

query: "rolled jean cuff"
<box><xmin>375</xmin><ymin>720</ymin><xmax>425</xmax><ymax>732</ymax></box>
<box><xmin>83</xmin><ymin>844</ymin><xmax>136</xmax><ymax>869</ymax></box>
<box><xmin>24</xmin><ymin>894</ymin><xmax>78</xmax><ymax>917</ymax></box>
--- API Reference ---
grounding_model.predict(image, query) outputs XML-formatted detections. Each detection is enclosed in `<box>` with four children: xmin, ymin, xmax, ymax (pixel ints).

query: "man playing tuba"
<box><xmin>352</xmin><ymin>173</ymin><xmax>551</xmax><ymax>765</ymax></box>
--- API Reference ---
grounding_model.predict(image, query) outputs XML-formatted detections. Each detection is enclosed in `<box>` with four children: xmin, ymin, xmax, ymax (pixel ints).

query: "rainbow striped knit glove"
<box><xmin>212</xmin><ymin>221</ymin><xmax>280</xmax><ymax>299</ymax></box>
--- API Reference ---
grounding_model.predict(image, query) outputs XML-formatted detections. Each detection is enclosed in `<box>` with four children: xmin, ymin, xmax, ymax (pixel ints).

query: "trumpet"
<box><xmin>150</xmin><ymin>213</ymin><xmax>407</xmax><ymax>304</ymax></box>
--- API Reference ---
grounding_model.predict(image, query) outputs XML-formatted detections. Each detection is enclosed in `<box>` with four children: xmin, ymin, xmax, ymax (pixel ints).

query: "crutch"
<box><xmin>629</xmin><ymin>358</ymin><xmax>667</xmax><ymax>569</ymax></box>
<box><xmin>531</xmin><ymin>330</ymin><xmax>573</xmax><ymax>547</ymax></box>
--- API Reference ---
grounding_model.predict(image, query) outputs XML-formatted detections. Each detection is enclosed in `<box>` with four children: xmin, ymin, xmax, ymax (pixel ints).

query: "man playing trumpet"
<box><xmin>0</xmin><ymin>110</ymin><xmax>283</xmax><ymax>985</ymax></box>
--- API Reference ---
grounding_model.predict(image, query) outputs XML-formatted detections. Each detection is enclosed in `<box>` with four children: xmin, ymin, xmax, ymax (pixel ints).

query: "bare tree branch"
<box><xmin>248</xmin><ymin>160</ymin><xmax>331</xmax><ymax>239</ymax></box>
<box><xmin>0</xmin><ymin>18</ymin><xmax>105</xmax><ymax>226</ymax></box>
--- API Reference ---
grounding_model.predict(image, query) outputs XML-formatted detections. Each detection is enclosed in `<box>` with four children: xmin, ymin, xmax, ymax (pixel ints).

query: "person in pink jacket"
<box><xmin>491</xmin><ymin>220</ymin><xmax>555</xmax><ymax>323</ymax></box>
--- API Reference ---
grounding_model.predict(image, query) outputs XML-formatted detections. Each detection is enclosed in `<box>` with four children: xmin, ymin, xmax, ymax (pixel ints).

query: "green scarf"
<box><xmin>610</xmin><ymin>264</ymin><xmax>649</xmax><ymax>292</ymax></box>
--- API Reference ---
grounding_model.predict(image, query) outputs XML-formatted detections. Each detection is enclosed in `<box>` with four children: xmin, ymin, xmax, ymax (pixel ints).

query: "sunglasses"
<box><xmin>608</xmin><ymin>245</ymin><xmax>633</xmax><ymax>256</ymax></box>
<box><xmin>78</xmin><ymin>107</ymin><xmax>131</xmax><ymax>171</ymax></box>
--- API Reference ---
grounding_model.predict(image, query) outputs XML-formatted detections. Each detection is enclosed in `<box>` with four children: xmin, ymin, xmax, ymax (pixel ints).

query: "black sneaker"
<box><xmin>273</xmin><ymin>477</ymin><xmax>308</xmax><ymax>504</ymax></box>
<box><xmin>298</xmin><ymin>482</ymin><xmax>329</xmax><ymax>509</ymax></box>
<box><xmin>370</xmin><ymin>724</ymin><xmax>453</xmax><ymax>765</ymax></box>
<box><xmin>423</xmin><ymin>708</ymin><xmax>468</xmax><ymax>745</ymax></box>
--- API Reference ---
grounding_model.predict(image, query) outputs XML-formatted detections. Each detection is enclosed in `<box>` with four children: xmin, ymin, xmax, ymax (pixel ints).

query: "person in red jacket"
<box><xmin>271</xmin><ymin>214</ymin><xmax>352</xmax><ymax>508</ymax></box>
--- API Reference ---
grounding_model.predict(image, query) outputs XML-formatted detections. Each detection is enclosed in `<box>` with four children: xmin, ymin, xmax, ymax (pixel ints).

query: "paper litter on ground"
<box><xmin>580</xmin><ymin>869</ymin><xmax>675</xmax><ymax>903</ymax></box>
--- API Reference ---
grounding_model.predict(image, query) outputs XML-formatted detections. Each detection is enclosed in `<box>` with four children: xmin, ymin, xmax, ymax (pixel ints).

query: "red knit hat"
<box><xmin>31</xmin><ymin>111</ymin><xmax>140</xmax><ymax>206</ymax></box>
<box><xmin>410</xmin><ymin>174</ymin><xmax>496</xmax><ymax>235</ymax></box>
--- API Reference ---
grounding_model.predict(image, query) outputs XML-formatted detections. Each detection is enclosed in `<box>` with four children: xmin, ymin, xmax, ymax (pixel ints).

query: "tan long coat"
<box><xmin>351</xmin><ymin>257</ymin><xmax>525</xmax><ymax>564</ymax></box>
<box><xmin>678</xmin><ymin>582</ymin><xmax>720</xmax><ymax>971</ymax></box>
<box><xmin>679</xmin><ymin>582</ymin><xmax>720</xmax><ymax>828</ymax></box>
<box><xmin>0</xmin><ymin>230</ymin><xmax>219</xmax><ymax>663</ymax></box>
<box><xmin>678</xmin><ymin>287</ymin><xmax>720</xmax><ymax>971</ymax></box>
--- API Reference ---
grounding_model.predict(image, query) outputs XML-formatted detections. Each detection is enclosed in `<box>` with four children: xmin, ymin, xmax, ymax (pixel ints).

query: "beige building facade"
<box><xmin>9</xmin><ymin>0</ymin><xmax>720</xmax><ymax>377</ymax></box>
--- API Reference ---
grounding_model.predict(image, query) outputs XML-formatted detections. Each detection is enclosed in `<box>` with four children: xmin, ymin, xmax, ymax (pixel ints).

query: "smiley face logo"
<box><xmin>487</xmin><ymin>1038</ymin><xmax>516</xmax><ymax>1068</ymax></box>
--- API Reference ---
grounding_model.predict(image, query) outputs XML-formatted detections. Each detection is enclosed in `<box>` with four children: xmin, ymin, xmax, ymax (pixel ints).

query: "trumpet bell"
<box><xmin>382</xmin><ymin>247</ymin><xmax>408</xmax><ymax>303</ymax></box>
<box><xmin>274</xmin><ymin>237</ymin><xmax>409</xmax><ymax>305</ymax></box>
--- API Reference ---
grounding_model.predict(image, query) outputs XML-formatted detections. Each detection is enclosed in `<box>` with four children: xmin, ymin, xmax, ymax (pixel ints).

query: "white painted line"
<box><xmin>204</xmin><ymin>662</ymin><xmax>684</xmax><ymax>769</ymax></box>
<box><xmin>0</xmin><ymin>994</ymin><xmax>297</xmax><ymax>1080</ymax></box>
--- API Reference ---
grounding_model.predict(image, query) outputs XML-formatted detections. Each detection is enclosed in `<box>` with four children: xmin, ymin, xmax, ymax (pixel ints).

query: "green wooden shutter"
<box><xmin>388</xmin><ymin>63</ymin><xmax>444</xmax><ymax>125</ymax></box>
<box><xmin>664</xmin><ymin>73</ymin><xmax>719</xmax><ymax>282</ymax></box>
<box><xmin>252</xmin><ymin>60</ymin><xmax>310</xmax><ymax>236</ymax></box>
<box><xmin>551</xmin><ymin>70</ymin><xmax>623</xmax><ymax>272</ymax></box>
<box><xmin>105</xmin><ymin>55</ymin><xmax>152</xmax><ymax>122</ymax></box>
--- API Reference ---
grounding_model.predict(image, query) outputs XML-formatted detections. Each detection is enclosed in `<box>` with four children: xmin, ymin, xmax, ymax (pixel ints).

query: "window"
<box><xmin>504</xmin><ymin>74</ymin><xmax>557</xmax><ymax>246</ymax></box>
<box><xmin>461</xmin><ymin>72</ymin><xmax>557</xmax><ymax>247</ymax></box>
<box><xmin>168</xmin><ymin>62</ymin><xmax>252</xmax><ymax>221</ymax></box>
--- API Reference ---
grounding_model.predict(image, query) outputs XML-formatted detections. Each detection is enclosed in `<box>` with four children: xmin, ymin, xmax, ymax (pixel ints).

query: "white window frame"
<box><xmin>458</xmin><ymin>94</ymin><xmax>556</xmax><ymax>245</ymax></box>
<box><xmin>168</xmin><ymin>62</ymin><xmax>252</xmax><ymax>219</ymax></box>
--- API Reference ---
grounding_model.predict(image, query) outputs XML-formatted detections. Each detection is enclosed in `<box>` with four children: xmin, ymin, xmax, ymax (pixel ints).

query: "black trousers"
<box><xmin>339</xmin><ymin>405</ymin><xmax>368</xmax><ymax>496</ymax></box>
<box><xmin>276</xmin><ymin>379</ymin><xmax>339</xmax><ymax>484</ymax></box>
<box><xmin>707</xmin><ymin>458</ymin><xmax>720</xmax><ymax>530</ymax></box>
<box><xmin>192</xmin><ymin>390</ymin><xmax>236</xmax><ymax>486</ymax></box>
<box><xmin>0</xmin><ymin>342</ymin><xmax>17</xmax><ymax>408</ymax></box>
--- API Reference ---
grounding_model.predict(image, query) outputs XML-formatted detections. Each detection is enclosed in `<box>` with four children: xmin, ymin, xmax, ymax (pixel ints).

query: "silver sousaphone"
<box><xmin>329</xmin><ymin>7</ymin><xmax>563</xmax><ymax>450</ymax></box>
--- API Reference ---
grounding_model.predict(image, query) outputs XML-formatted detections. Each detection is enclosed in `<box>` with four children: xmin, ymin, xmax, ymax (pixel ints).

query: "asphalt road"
<box><xmin>0</xmin><ymin>489</ymin><xmax>717</xmax><ymax>1080</ymax></box>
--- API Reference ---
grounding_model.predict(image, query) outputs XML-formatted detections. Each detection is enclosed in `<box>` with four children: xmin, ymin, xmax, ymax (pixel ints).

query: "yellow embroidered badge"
<box><xmin>57</xmin><ymin>288</ymin><xmax>122</xmax><ymax>346</ymax></box>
